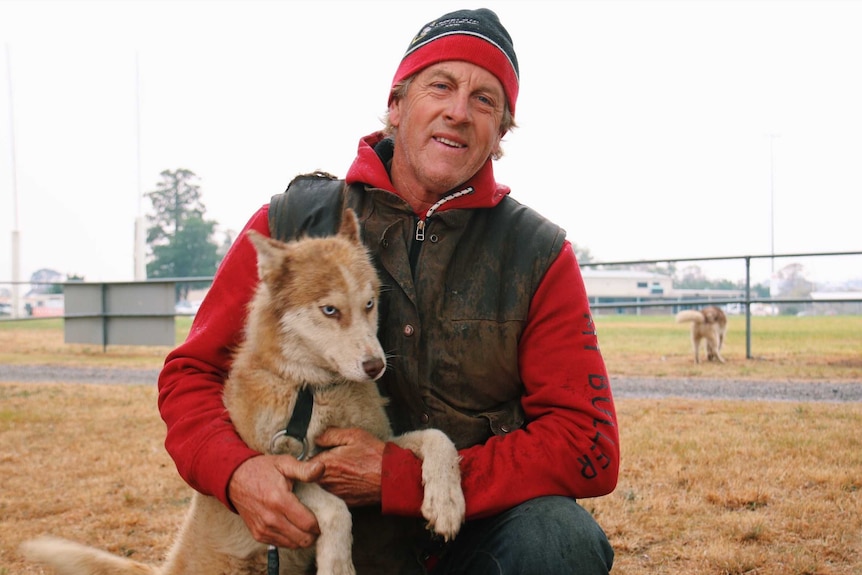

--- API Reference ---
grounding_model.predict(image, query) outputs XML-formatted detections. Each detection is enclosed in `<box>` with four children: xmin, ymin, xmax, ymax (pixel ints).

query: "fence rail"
<box><xmin>2</xmin><ymin>251</ymin><xmax>860</xmax><ymax>358</ymax></box>
<box><xmin>580</xmin><ymin>249</ymin><xmax>862</xmax><ymax>358</ymax></box>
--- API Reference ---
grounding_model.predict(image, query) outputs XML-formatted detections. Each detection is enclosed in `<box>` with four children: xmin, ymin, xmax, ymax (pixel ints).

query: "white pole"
<box><xmin>6</xmin><ymin>44</ymin><xmax>21</xmax><ymax>318</ymax></box>
<box><xmin>134</xmin><ymin>215</ymin><xmax>146</xmax><ymax>279</ymax></box>
<box><xmin>134</xmin><ymin>51</ymin><xmax>147</xmax><ymax>280</ymax></box>
<box><xmin>769</xmin><ymin>134</ymin><xmax>775</xmax><ymax>274</ymax></box>
<box><xmin>11</xmin><ymin>229</ymin><xmax>20</xmax><ymax>314</ymax></box>
<box><xmin>768</xmin><ymin>133</ymin><xmax>782</xmax><ymax>299</ymax></box>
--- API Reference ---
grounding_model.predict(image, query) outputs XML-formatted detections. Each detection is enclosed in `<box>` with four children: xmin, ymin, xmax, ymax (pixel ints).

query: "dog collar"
<box><xmin>268</xmin><ymin>385</ymin><xmax>314</xmax><ymax>460</ymax></box>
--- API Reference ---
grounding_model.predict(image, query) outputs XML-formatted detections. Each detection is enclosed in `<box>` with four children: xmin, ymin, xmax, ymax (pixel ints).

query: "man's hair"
<box><xmin>383</xmin><ymin>75</ymin><xmax>516</xmax><ymax>161</ymax></box>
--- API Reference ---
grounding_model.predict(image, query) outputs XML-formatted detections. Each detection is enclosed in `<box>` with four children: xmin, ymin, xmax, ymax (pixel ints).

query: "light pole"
<box><xmin>769</xmin><ymin>133</ymin><xmax>779</xmax><ymax>275</ymax></box>
<box><xmin>134</xmin><ymin>52</ymin><xmax>147</xmax><ymax>280</ymax></box>
<box><xmin>5</xmin><ymin>44</ymin><xmax>21</xmax><ymax>318</ymax></box>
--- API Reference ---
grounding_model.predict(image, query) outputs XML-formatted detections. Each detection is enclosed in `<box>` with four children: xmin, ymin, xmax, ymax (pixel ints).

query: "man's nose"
<box><xmin>444</xmin><ymin>91</ymin><xmax>471</xmax><ymax>123</ymax></box>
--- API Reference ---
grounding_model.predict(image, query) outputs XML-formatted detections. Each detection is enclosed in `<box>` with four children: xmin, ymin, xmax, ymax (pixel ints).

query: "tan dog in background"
<box><xmin>675</xmin><ymin>306</ymin><xmax>728</xmax><ymax>364</ymax></box>
<box><xmin>22</xmin><ymin>210</ymin><xmax>465</xmax><ymax>575</ymax></box>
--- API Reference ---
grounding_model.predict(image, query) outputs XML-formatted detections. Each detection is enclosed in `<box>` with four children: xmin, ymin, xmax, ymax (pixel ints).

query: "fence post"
<box><xmin>745</xmin><ymin>256</ymin><xmax>752</xmax><ymax>359</ymax></box>
<box><xmin>101</xmin><ymin>283</ymin><xmax>108</xmax><ymax>352</ymax></box>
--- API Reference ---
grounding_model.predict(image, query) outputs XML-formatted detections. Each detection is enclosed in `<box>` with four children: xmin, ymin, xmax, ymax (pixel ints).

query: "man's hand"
<box><xmin>312</xmin><ymin>428</ymin><xmax>386</xmax><ymax>507</ymax></box>
<box><xmin>228</xmin><ymin>455</ymin><xmax>324</xmax><ymax>549</ymax></box>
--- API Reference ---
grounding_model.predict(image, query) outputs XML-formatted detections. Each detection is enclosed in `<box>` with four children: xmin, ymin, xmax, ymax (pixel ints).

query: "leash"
<box><xmin>267</xmin><ymin>546</ymin><xmax>280</xmax><ymax>574</ymax></box>
<box><xmin>267</xmin><ymin>385</ymin><xmax>314</xmax><ymax>575</ymax></box>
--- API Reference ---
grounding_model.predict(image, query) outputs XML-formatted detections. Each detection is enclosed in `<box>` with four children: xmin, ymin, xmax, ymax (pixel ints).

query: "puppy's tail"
<box><xmin>21</xmin><ymin>536</ymin><xmax>158</xmax><ymax>575</ymax></box>
<box><xmin>675</xmin><ymin>310</ymin><xmax>705</xmax><ymax>324</ymax></box>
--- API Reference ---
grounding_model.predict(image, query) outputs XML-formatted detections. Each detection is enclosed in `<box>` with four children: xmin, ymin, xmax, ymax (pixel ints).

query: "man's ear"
<box><xmin>492</xmin><ymin>131</ymin><xmax>505</xmax><ymax>159</ymax></box>
<box><xmin>388</xmin><ymin>98</ymin><xmax>402</xmax><ymax>129</ymax></box>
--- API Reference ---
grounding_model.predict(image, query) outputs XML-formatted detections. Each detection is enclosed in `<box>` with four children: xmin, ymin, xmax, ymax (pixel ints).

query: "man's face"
<box><xmin>388</xmin><ymin>61</ymin><xmax>505</xmax><ymax>202</ymax></box>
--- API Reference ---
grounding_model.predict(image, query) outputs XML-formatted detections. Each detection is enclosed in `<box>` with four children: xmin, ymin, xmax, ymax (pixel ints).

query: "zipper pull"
<box><xmin>415</xmin><ymin>219</ymin><xmax>426</xmax><ymax>241</ymax></box>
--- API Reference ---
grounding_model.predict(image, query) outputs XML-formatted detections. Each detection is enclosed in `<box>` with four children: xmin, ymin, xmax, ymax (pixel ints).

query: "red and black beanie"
<box><xmin>390</xmin><ymin>8</ymin><xmax>520</xmax><ymax>116</ymax></box>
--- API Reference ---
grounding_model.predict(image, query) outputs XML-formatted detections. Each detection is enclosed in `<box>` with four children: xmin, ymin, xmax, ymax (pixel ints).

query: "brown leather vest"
<box><xmin>270</xmin><ymin>173</ymin><xmax>565</xmax><ymax>450</ymax></box>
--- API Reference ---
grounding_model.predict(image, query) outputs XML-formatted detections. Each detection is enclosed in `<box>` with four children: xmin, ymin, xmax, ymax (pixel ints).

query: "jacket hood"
<box><xmin>345</xmin><ymin>131</ymin><xmax>510</xmax><ymax>214</ymax></box>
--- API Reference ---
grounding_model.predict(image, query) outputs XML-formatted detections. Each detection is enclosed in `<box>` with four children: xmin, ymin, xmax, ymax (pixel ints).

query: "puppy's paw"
<box><xmin>330</xmin><ymin>563</ymin><xmax>356</xmax><ymax>575</ymax></box>
<box><xmin>313</xmin><ymin>552</ymin><xmax>356</xmax><ymax>575</ymax></box>
<box><xmin>421</xmin><ymin>479</ymin><xmax>466</xmax><ymax>541</ymax></box>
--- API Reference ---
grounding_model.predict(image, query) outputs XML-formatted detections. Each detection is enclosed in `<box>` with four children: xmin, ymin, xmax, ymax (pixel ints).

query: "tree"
<box><xmin>750</xmin><ymin>282</ymin><xmax>771</xmax><ymax>298</ymax></box>
<box><xmin>674</xmin><ymin>265</ymin><xmax>739</xmax><ymax>291</ymax></box>
<box><xmin>571</xmin><ymin>243</ymin><xmax>594</xmax><ymax>264</ymax></box>
<box><xmin>145</xmin><ymin>169</ymin><xmax>220</xmax><ymax>300</ymax></box>
<box><xmin>676</xmin><ymin>265</ymin><xmax>708</xmax><ymax>288</ymax></box>
<box><xmin>29</xmin><ymin>268</ymin><xmax>64</xmax><ymax>294</ymax></box>
<box><xmin>771</xmin><ymin>263</ymin><xmax>814</xmax><ymax>315</ymax></box>
<box><xmin>772</xmin><ymin>263</ymin><xmax>812</xmax><ymax>294</ymax></box>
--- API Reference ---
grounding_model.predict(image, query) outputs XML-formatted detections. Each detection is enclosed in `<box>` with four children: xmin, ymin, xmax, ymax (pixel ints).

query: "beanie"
<box><xmin>390</xmin><ymin>8</ymin><xmax>519</xmax><ymax>116</ymax></box>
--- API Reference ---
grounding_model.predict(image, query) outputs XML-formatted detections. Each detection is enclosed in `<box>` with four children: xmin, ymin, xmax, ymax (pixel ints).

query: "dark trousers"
<box><xmin>351</xmin><ymin>496</ymin><xmax>614</xmax><ymax>574</ymax></box>
<box><xmin>431</xmin><ymin>496</ymin><xmax>614</xmax><ymax>575</ymax></box>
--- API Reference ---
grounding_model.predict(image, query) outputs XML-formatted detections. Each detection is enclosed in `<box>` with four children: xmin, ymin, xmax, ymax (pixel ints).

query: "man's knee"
<box><xmin>435</xmin><ymin>496</ymin><xmax>614</xmax><ymax>574</ymax></box>
<box><xmin>504</xmin><ymin>497</ymin><xmax>613</xmax><ymax>572</ymax></box>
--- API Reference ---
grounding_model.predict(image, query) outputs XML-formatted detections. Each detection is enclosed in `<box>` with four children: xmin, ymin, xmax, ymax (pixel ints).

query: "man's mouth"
<box><xmin>434</xmin><ymin>136</ymin><xmax>466</xmax><ymax>149</ymax></box>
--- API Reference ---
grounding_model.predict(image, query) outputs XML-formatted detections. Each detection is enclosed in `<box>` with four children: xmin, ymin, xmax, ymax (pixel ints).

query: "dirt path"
<box><xmin>611</xmin><ymin>376</ymin><xmax>862</xmax><ymax>402</ymax></box>
<box><xmin>1</xmin><ymin>365</ymin><xmax>861</xmax><ymax>402</ymax></box>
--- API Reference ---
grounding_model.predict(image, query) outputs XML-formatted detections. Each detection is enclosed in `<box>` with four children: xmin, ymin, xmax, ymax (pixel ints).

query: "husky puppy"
<box><xmin>23</xmin><ymin>210</ymin><xmax>465</xmax><ymax>575</ymax></box>
<box><xmin>675</xmin><ymin>306</ymin><xmax>728</xmax><ymax>364</ymax></box>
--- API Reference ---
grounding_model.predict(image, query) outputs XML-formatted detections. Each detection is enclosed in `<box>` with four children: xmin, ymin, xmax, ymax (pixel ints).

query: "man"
<box><xmin>158</xmin><ymin>8</ymin><xmax>619</xmax><ymax>573</ymax></box>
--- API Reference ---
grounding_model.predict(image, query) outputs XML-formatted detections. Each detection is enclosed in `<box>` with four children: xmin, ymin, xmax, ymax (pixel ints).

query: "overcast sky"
<box><xmin>2</xmin><ymin>0</ymin><xmax>861</xmax><ymax>287</ymax></box>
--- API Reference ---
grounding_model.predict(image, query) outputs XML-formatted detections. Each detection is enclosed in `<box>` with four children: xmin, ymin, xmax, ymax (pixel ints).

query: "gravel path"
<box><xmin>0</xmin><ymin>365</ymin><xmax>161</xmax><ymax>386</ymax></box>
<box><xmin>1</xmin><ymin>365</ymin><xmax>860</xmax><ymax>403</ymax></box>
<box><xmin>611</xmin><ymin>376</ymin><xmax>862</xmax><ymax>403</ymax></box>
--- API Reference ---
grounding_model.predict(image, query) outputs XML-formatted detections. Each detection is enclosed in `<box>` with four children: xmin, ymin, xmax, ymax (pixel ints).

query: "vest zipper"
<box><xmin>410</xmin><ymin>186</ymin><xmax>474</xmax><ymax>275</ymax></box>
<box><xmin>413</xmin><ymin>186</ymin><xmax>475</xmax><ymax>243</ymax></box>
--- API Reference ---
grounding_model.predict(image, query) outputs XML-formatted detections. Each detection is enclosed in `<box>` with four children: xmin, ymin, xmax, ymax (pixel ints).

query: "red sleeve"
<box><xmin>157</xmin><ymin>206</ymin><xmax>271</xmax><ymax>509</ymax></box>
<box><xmin>381</xmin><ymin>241</ymin><xmax>620</xmax><ymax>519</ymax></box>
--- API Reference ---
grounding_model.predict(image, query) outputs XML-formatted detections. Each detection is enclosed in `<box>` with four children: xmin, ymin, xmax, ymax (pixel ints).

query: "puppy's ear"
<box><xmin>338</xmin><ymin>209</ymin><xmax>361</xmax><ymax>244</ymax></box>
<box><xmin>246</xmin><ymin>230</ymin><xmax>290</xmax><ymax>282</ymax></box>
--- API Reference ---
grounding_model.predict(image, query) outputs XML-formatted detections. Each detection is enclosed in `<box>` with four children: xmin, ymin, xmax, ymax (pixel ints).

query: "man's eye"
<box><xmin>476</xmin><ymin>94</ymin><xmax>497</xmax><ymax>107</ymax></box>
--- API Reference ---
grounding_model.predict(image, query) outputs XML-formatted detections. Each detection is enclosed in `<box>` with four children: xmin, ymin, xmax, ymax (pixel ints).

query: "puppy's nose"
<box><xmin>363</xmin><ymin>357</ymin><xmax>385</xmax><ymax>379</ymax></box>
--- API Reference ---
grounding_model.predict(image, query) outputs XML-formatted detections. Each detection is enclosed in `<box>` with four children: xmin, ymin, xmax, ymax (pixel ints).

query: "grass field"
<box><xmin>597</xmin><ymin>314</ymin><xmax>862</xmax><ymax>382</ymax></box>
<box><xmin>2</xmin><ymin>314</ymin><xmax>860</xmax><ymax>381</ymax></box>
<box><xmin>1</xmin><ymin>315</ymin><xmax>861</xmax><ymax>574</ymax></box>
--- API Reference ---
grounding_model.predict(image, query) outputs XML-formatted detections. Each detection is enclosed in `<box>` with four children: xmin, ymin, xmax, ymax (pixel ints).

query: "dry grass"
<box><xmin>0</xmin><ymin>383</ymin><xmax>187</xmax><ymax>574</ymax></box>
<box><xmin>1</xmin><ymin>316</ymin><xmax>861</xmax><ymax>573</ymax></box>
<box><xmin>596</xmin><ymin>314</ymin><xmax>862</xmax><ymax>382</ymax></box>
<box><xmin>0</xmin><ymin>319</ymin><xmax>177</xmax><ymax>369</ymax></box>
<box><xmin>591</xmin><ymin>399</ymin><xmax>862</xmax><ymax>574</ymax></box>
<box><xmin>2</xmin><ymin>384</ymin><xmax>860</xmax><ymax>574</ymax></box>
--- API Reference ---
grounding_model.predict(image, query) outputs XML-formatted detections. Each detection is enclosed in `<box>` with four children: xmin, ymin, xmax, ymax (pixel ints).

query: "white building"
<box><xmin>580</xmin><ymin>269</ymin><xmax>744</xmax><ymax>315</ymax></box>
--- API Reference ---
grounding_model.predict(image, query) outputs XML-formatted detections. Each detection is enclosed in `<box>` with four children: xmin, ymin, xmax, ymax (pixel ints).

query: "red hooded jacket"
<box><xmin>157</xmin><ymin>132</ymin><xmax>619</xmax><ymax>520</ymax></box>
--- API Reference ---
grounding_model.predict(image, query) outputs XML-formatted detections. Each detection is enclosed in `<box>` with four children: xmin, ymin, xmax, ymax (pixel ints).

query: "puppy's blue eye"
<box><xmin>321</xmin><ymin>305</ymin><xmax>338</xmax><ymax>317</ymax></box>
<box><xmin>366</xmin><ymin>299</ymin><xmax>375</xmax><ymax>311</ymax></box>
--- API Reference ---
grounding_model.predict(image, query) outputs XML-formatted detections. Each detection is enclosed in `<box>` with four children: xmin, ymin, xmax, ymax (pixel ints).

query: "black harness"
<box><xmin>267</xmin><ymin>386</ymin><xmax>314</xmax><ymax>575</ymax></box>
<box><xmin>268</xmin><ymin>386</ymin><xmax>314</xmax><ymax>459</ymax></box>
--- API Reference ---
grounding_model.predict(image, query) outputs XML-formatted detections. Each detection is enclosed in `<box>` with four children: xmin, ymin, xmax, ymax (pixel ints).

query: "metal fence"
<box><xmin>1</xmin><ymin>251</ymin><xmax>860</xmax><ymax>358</ymax></box>
<box><xmin>580</xmin><ymin>250</ymin><xmax>862</xmax><ymax>358</ymax></box>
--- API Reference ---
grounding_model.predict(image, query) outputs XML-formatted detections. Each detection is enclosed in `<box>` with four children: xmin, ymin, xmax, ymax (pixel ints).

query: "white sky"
<box><xmin>1</xmin><ymin>0</ymin><xmax>861</xmax><ymax>286</ymax></box>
